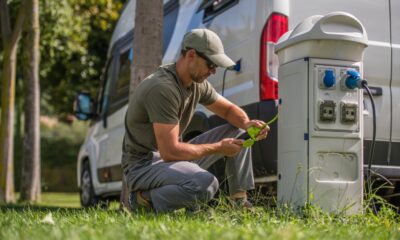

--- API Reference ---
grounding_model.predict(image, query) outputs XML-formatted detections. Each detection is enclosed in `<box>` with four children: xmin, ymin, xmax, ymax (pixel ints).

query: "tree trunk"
<box><xmin>0</xmin><ymin>47</ymin><xmax>17</xmax><ymax>203</ymax></box>
<box><xmin>0</xmin><ymin>0</ymin><xmax>26</xmax><ymax>203</ymax></box>
<box><xmin>129</xmin><ymin>0</ymin><xmax>164</xmax><ymax>94</ymax></box>
<box><xmin>20</xmin><ymin>0</ymin><xmax>41</xmax><ymax>202</ymax></box>
<box><xmin>120</xmin><ymin>0</ymin><xmax>163</xmax><ymax>210</ymax></box>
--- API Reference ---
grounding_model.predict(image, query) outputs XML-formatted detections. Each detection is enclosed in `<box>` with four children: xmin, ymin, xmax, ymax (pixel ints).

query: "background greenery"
<box><xmin>1</xmin><ymin>0</ymin><xmax>127</xmax><ymax>192</ymax></box>
<box><xmin>14</xmin><ymin>120</ymin><xmax>89</xmax><ymax>192</ymax></box>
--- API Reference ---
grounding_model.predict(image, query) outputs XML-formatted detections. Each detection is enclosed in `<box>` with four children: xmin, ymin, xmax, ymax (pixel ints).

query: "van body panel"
<box><xmin>205</xmin><ymin>0</ymin><xmax>259</xmax><ymax>104</ymax></box>
<box><xmin>391</xmin><ymin>0</ymin><xmax>400</xmax><ymax>146</ymax></box>
<box><xmin>103</xmin><ymin>106</ymin><xmax>127</xmax><ymax>168</ymax></box>
<box><xmin>163</xmin><ymin>0</ymin><xmax>200</xmax><ymax>63</ymax></box>
<box><xmin>77</xmin><ymin>124</ymin><xmax>109</xmax><ymax>195</ymax></box>
<box><xmin>108</xmin><ymin>0</ymin><xmax>135</xmax><ymax>58</ymax></box>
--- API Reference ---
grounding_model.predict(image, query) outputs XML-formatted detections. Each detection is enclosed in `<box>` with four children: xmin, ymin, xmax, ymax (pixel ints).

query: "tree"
<box><xmin>0</xmin><ymin>0</ymin><xmax>26</xmax><ymax>203</ymax></box>
<box><xmin>20</xmin><ymin>0</ymin><xmax>41</xmax><ymax>202</ymax></box>
<box><xmin>120</xmin><ymin>0</ymin><xmax>163</xmax><ymax>210</ymax></box>
<box><xmin>38</xmin><ymin>0</ymin><xmax>125</xmax><ymax>119</ymax></box>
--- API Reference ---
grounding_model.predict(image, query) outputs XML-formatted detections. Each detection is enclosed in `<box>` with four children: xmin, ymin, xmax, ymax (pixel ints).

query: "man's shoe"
<box><xmin>231</xmin><ymin>198</ymin><xmax>254</xmax><ymax>211</ymax></box>
<box><xmin>128</xmin><ymin>191</ymin><xmax>152</xmax><ymax>212</ymax></box>
<box><xmin>186</xmin><ymin>204</ymin><xmax>202</xmax><ymax>214</ymax></box>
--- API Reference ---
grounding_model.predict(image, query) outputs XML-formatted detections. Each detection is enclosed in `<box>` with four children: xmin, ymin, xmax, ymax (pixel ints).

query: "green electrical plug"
<box><xmin>243</xmin><ymin>114</ymin><xmax>279</xmax><ymax>148</ymax></box>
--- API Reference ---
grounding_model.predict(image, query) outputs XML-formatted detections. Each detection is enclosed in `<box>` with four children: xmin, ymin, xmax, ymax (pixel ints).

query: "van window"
<box><xmin>98</xmin><ymin>58</ymin><xmax>114</xmax><ymax>116</ymax></box>
<box><xmin>198</xmin><ymin>0</ymin><xmax>238</xmax><ymax>22</ymax></box>
<box><xmin>163</xmin><ymin>0</ymin><xmax>179</xmax><ymax>53</ymax></box>
<box><xmin>115</xmin><ymin>48</ymin><xmax>132</xmax><ymax>98</ymax></box>
<box><xmin>108</xmin><ymin>47</ymin><xmax>132</xmax><ymax>113</ymax></box>
<box><xmin>101</xmin><ymin>0</ymin><xmax>180</xmax><ymax>116</ymax></box>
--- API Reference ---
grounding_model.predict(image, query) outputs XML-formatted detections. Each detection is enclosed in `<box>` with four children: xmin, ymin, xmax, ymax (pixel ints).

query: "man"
<box><xmin>122</xmin><ymin>29</ymin><xmax>269</xmax><ymax>213</ymax></box>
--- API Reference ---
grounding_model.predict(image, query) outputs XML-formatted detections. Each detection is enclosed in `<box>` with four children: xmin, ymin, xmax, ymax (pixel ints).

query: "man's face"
<box><xmin>188</xmin><ymin>50</ymin><xmax>217</xmax><ymax>83</ymax></box>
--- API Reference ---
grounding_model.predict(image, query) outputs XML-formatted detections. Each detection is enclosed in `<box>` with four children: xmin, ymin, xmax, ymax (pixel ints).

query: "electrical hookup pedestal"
<box><xmin>275</xmin><ymin>12</ymin><xmax>368</xmax><ymax>214</ymax></box>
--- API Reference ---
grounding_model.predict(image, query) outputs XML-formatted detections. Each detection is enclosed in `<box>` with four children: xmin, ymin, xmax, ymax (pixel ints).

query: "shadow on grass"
<box><xmin>0</xmin><ymin>204</ymin><xmax>83</xmax><ymax>213</ymax></box>
<box><xmin>0</xmin><ymin>203</ymin><xmax>126</xmax><ymax>215</ymax></box>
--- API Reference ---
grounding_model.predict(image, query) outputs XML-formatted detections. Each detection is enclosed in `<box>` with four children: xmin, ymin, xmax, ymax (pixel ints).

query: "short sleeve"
<box><xmin>144</xmin><ymin>84</ymin><xmax>180</xmax><ymax>124</ymax></box>
<box><xmin>199</xmin><ymin>81</ymin><xmax>219</xmax><ymax>106</ymax></box>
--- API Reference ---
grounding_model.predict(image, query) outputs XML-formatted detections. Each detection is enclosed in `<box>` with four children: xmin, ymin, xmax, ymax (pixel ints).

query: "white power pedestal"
<box><xmin>275</xmin><ymin>12</ymin><xmax>368</xmax><ymax>214</ymax></box>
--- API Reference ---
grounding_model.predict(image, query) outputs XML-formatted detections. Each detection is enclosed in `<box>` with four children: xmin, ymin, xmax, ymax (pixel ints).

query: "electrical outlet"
<box><xmin>318</xmin><ymin>68</ymin><xmax>336</xmax><ymax>89</ymax></box>
<box><xmin>319</xmin><ymin>100</ymin><xmax>336</xmax><ymax>122</ymax></box>
<box><xmin>341</xmin><ymin>102</ymin><xmax>358</xmax><ymax>123</ymax></box>
<box><xmin>340</xmin><ymin>68</ymin><xmax>359</xmax><ymax>91</ymax></box>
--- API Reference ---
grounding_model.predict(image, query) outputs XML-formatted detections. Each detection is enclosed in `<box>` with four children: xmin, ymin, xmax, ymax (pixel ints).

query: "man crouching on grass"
<box><xmin>121</xmin><ymin>29</ymin><xmax>269</xmax><ymax>213</ymax></box>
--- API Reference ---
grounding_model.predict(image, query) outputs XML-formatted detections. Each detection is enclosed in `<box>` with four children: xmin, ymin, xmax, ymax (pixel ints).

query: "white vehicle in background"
<box><xmin>74</xmin><ymin>0</ymin><xmax>399</xmax><ymax>207</ymax></box>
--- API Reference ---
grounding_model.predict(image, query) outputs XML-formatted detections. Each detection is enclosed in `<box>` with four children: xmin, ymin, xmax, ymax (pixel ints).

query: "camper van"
<box><xmin>74</xmin><ymin>0</ymin><xmax>400</xmax><ymax>207</ymax></box>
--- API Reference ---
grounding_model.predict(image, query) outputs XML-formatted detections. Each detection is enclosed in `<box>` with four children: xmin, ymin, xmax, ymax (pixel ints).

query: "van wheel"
<box><xmin>80</xmin><ymin>161</ymin><xmax>107</xmax><ymax>208</ymax></box>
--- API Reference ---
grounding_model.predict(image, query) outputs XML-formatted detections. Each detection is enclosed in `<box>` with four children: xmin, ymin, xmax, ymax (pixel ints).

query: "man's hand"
<box><xmin>219</xmin><ymin>138</ymin><xmax>244</xmax><ymax>157</ymax></box>
<box><xmin>244</xmin><ymin>120</ymin><xmax>270</xmax><ymax>141</ymax></box>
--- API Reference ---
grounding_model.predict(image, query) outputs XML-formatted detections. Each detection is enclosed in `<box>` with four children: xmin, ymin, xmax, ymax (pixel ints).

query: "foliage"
<box><xmin>1</xmin><ymin>193</ymin><xmax>400</xmax><ymax>240</ymax></box>
<box><xmin>14</xmin><ymin>119</ymin><xmax>89</xmax><ymax>192</ymax></box>
<box><xmin>38</xmin><ymin>0</ymin><xmax>126</xmax><ymax>119</ymax></box>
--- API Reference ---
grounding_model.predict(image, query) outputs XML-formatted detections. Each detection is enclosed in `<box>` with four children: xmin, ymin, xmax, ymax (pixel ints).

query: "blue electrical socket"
<box><xmin>233</xmin><ymin>59</ymin><xmax>241</xmax><ymax>72</ymax></box>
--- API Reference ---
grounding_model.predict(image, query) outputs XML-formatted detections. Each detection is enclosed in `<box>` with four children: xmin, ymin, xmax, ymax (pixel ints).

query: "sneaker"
<box><xmin>128</xmin><ymin>191</ymin><xmax>152</xmax><ymax>212</ymax></box>
<box><xmin>186</xmin><ymin>204</ymin><xmax>202</xmax><ymax>214</ymax></box>
<box><xmin>231</xmin><ymin>198</ymin><xmax>255</xmax><ymax>211</ymax></box>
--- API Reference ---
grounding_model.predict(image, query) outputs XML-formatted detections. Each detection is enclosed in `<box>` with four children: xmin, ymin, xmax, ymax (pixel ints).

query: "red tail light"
<box><xmin>260</xmin><ymin>13</ymin><xmax>288</xmax><ymax>101</ymax></box>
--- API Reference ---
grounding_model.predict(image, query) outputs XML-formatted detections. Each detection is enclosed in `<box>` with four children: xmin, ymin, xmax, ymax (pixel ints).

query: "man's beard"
<box><xmin>189</xmin><ymin>72</ymin><xmax>207</xmax><ymax>83</ymax></box>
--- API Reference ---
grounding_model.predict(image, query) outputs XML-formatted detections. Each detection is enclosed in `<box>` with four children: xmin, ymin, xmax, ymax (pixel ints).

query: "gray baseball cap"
<box><xmin>182</xmin><ymin>29</ymin><xmax>235</xmax><ymax>68</ymax></box>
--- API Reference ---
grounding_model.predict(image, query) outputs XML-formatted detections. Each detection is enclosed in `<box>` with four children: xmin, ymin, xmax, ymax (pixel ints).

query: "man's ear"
<box><xmin>186</xmin><ymin>49</ymin><xmax>196</xmax><ymax>59</ymax></box>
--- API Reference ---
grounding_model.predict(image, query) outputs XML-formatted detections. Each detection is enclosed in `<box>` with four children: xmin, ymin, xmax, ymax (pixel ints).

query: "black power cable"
<box><xmin>222</xmin><ymin>68</ymin><xmax>228</xmax><ymax>97</ymax></box>
<box><xmin>222</xmin><ymin>59</ymin><xmax>241</xmax><ymax>97</ymax></box>
<box><xmin>362</xmin><ymin>80</ymin><xmax>376</xmax><ymax>179</ymax></box>
<box><xmin>361</xmin><ymin>80</ymin><xmax>378</xmax><ymax>214</ymax></box>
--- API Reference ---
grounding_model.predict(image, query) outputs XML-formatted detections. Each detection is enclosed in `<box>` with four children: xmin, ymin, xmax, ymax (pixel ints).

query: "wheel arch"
<box><xmin>77</xmin><ymin>156</ymin><xmax>90</xmax><ymax>189</ymax></box>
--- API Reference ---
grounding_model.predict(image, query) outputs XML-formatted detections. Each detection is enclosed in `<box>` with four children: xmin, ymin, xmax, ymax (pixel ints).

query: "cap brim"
<box><xmin>208</xmin><ymin>53</ymin><xmax>235</xmax><ymax>68</ymax></box>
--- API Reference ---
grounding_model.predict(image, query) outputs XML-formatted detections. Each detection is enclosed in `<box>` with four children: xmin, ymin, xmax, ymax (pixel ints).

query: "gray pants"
<box><xmin>124</xmin><ymin>124</ymin><xmax>255</xmax><ymax>212</ymax></box>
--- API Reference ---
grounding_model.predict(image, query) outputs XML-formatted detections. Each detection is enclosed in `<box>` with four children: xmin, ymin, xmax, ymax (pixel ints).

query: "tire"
<box><xmin>80</xmin><ymin>160</ymin><xmax>107</xmax><ymax>208</ymax></box>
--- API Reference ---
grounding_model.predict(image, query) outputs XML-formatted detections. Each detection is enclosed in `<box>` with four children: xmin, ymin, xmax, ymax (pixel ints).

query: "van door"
<box><xmin>97</xmin><ymin>41</ymin><xmax>132</xmax><ymax>185</ymax></box>
<box><xmin>390</xmin><ymin>0</ymin><xmax>400</xmax><ymax>165</ymax></box>
<box><xmin>92</xmin><ymin>54</ymin><xmax>116</xmax><ymax>185</ymax></box>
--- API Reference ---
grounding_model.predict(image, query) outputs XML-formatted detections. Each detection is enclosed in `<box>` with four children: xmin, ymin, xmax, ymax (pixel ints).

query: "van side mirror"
<box><xmin>74</xmin><ymin>92</ymin><xmax>94</xmax><ymax>121</ymax></box>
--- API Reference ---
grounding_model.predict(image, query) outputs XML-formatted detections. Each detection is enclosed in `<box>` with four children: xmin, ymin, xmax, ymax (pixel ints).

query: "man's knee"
<box><xmin>181</xmin><ymin>171</ymin><xmax>219</xmax><ymax>201</ymax></box>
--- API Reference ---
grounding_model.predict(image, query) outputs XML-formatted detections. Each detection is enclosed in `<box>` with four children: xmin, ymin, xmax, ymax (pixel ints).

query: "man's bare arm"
<box><xmin>153</xmin><ymin>122</ymin><xmax>243</xmax><ymax>162</ymax></box>
<box><xmin>205</xmin><ymin>96</ymin><xmax>250</xmax><ymax>129</ymax></box>
<box><xmin>206</xmin><ymin>96</ymin><xmax>269</xmax><ymax>139</ymax></box>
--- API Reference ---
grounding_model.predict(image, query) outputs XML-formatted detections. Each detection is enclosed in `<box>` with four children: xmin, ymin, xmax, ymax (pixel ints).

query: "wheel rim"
<box><xmin>81</xmin><ymin>169</ymin><xmax>92</xmax><ymax>204</ymax></box>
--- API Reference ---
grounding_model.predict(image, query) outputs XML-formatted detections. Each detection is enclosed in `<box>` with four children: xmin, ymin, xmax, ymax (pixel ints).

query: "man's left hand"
<box><xmin>244</xmin><ymin>120</ymin><xmax>270</xmax><ymax>141</ymax></box>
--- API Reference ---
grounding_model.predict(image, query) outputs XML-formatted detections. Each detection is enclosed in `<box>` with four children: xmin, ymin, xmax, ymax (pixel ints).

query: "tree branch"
<box><xmin>10</xmin><ymin>0</ymin><xmax>27</xmax><ymax>48</ymax></box>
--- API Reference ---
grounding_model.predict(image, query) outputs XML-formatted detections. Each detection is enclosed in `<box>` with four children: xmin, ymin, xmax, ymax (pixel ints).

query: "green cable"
<box><xmin>265</xmin><ymin>113</ymin><xmax>279</xmax><ymax>126</ymax></box>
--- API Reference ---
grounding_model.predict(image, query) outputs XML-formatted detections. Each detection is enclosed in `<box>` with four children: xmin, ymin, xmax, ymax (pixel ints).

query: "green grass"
<box><xmin>1</xmin><ymin>193</ymin><xmax>400</xmax><ymax>240</ymax></box>
<box><xmin>36</xmin><ymin>192</ymin><xmax>81</xmax><ymax>208</ymax></box>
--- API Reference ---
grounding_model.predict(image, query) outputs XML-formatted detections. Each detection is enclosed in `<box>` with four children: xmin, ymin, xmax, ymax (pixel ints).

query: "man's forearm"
<box><xmin>161</xmin><ymin>142</ymin><xmax>221</xmax><ymax>162</ymax></box>
<box><xmin>224</xmin><ymin>104</ymin><xmax>250</xmax><ymax>130</ymax></box>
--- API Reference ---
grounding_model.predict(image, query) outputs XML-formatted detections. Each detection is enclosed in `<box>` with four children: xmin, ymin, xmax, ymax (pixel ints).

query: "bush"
<box><xmin>14</xmin><ymin>118</ymin><xmax>88</xmax><ymax>192</ymax></box>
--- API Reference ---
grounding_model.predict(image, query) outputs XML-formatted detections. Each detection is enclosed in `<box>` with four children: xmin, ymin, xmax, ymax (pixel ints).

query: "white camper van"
<box><xmin>74</xmin><ymin>0</ymin><xmax>400</xmax><ymax>207</ymax></box>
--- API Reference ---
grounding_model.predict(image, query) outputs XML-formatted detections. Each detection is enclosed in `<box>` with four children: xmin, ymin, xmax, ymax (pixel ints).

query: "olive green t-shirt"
<box><xmin>122</xmin><ymin>63</ymin><xmax>219</xmax><ymax>168</ymax></box>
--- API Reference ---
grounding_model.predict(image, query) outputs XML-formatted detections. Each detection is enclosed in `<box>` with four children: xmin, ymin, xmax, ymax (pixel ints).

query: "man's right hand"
<box><xmin>219</xmin><ymin>138</ymin><xmax>244</xmax><ymax>157</ymax></box>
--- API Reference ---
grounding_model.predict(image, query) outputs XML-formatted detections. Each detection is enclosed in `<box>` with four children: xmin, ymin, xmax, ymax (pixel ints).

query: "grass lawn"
<box><xmin>1</xmin><ymin>192</ymin><xmax>400</xmax><ymax>240</ymax></box>
<box><xmin>37</xmin><ymin>192</ymin><xmax>81</xmax><ymax>208</ymax></box>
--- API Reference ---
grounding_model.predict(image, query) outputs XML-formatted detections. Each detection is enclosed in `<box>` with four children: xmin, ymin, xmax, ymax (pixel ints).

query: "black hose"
<box><xmin>222</xmin><ymin>68</ymin><xmax>228</xmax><ymax>96</ymax></box>
<box><xmin>362</xmin><ymin>80</ymin><xmax>378</xmax><ymax>214</ymax></box>
<box><xmin>362</xmin><ymin>80</ymin><xmax>376</xmax><ymax>180</ymax></box>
